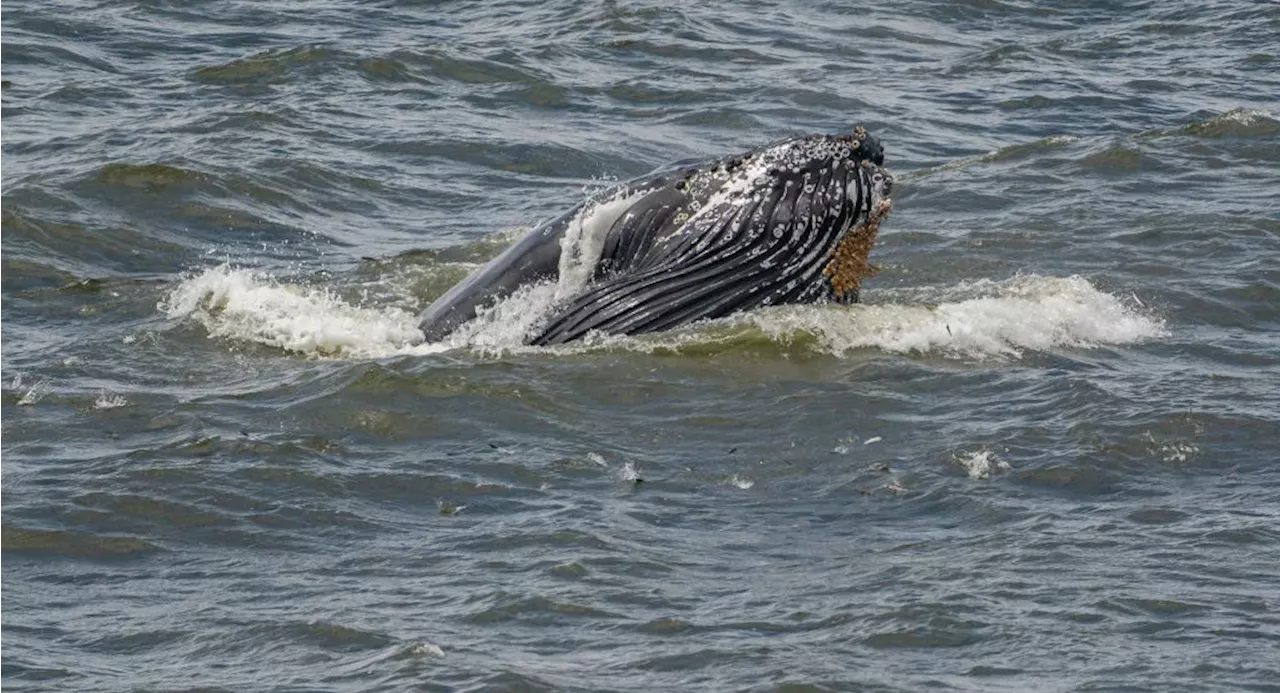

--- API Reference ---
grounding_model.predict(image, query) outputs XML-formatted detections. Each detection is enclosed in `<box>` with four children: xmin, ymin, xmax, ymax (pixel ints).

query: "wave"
<box><xmin>192</xmin><ymin>45</ymin><xmax>348</xmax><ymax>86</ymax></box>
<box><xmin>1180</xmin><ymin>108</ymin><xmax>1280</xmax><ymax>138</ymax></box>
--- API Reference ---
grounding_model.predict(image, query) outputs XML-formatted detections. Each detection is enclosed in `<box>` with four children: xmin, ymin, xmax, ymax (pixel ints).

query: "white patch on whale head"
<box><xmin>556</xmin><ymin>188</ymin><xmax>648</xmax><ymax>300</ymax></box>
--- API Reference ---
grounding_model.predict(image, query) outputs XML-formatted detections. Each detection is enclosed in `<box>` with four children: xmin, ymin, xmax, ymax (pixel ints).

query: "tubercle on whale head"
<box><xmin>844</xmin><ymin>124</ymin><xmax>885</xmax><ymax>167</ymax></box>
<box><xmin>823</xmin><ymin>126</ymin><xmax>894</xmax><ymax>303</ymax></box>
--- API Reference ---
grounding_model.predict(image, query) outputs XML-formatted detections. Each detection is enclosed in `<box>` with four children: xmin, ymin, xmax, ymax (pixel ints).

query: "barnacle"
<box><xmin>824</xmin><ymin>198</ymin><xmax>893</xmax><ymax>300</ymax></box>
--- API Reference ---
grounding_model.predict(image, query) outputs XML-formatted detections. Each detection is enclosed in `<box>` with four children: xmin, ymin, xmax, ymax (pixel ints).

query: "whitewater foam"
<box><xmin>954</xmin><ymin>449</ymin><xmax>1011</xmax><ymax>480</ymax></box>
<box><xmin>160</xmin><ymin>266</ymin><xmax>441</xmax><ymax>358</ymax></box>
<box><xmin>162</xmin><ymin>267</ymin><xmax>1163</xmax><ymax>362</ymax></box>
<box><xmin>745</xmin><ymin>274</ymin><xmax>1165</xmax><ymax>358</ymax></box>
<box><xmin>16</xmin><ymin>376</ymin><xmax>52</xmax><ymax>406</ymax></box>
<box><xmin>94</xmin><ymin>392</ymin><xmax>129</xmax><ymax>410</ymax></box>
<box><xmin>443</xmin><ymin>279</ymin><xmax>563</xmax><ymax>353</ymax></box>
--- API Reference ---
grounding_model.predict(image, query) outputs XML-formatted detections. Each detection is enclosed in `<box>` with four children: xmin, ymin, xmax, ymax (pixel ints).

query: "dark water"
<box><xmin>4</xmin><ymin>1</ymin><xmax>1280</xmax><ymax>690</ymax></box>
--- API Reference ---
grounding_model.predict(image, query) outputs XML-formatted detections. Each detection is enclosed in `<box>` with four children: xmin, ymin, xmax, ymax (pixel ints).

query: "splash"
<box><xmin>163</xmin><ymin>266</ymin><xmax>1162</xmax><ymax>362</ymax></box>
<box><xmin>1144</xmin><ymin>432</ymin><xmax>1199</xmax><ymax>464</ymax></box>
<box><xmin>744</xmin><ymin>274</ymin><xmax>1165</xmax><ymax>359</ymax></box>
<box><xmin>160</xmin><ymin>265</ymin><xmax>442</xmax><ymax>358</ymax></box>
<box><xmin>441</xmin><ymin>272</ymin><xmax>1165</xmax><ymax>360</ymax></box>
<box><xmin>15</xmin><ymin>376</ymin><xmax>52</xmax><ymax>406</ymax></box>
<box><xmin>954</xmin><ymin>449</ymin><xmax>1010</xmax><ymax>480</ymax></box>
<box><xmin>441</xmin><ymin>279</ymin><xmax>562</xmax><ymax>353</ymax></box>
<box><xmin>618</xmin><ymin>461</ymin><xmax>642</xmax><ymax>482</ymax></box>
<box><xmin>94</xmin><ymin>392</ymin><xmax>129</xmax><ymax>409</ymax></box>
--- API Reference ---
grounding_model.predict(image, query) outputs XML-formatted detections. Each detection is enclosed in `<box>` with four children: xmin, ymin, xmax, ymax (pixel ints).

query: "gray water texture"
<box><xmin>3</xmin><ymin>1</ymin><xmax>1280</xmax><ymax>691</ymax></box>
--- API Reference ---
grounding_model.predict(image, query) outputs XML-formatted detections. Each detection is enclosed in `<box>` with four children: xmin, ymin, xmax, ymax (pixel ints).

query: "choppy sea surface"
<box><xmin>4</xmin><ymin>1</ymin><xmax>1279</xmax><ymax>691</ymax></box>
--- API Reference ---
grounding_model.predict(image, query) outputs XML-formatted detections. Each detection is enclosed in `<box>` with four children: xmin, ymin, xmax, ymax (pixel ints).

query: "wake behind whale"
<box><xmin>418</xmin><ymin>127</ymin><xmax>895</xmax><ymax>345</ymax></box>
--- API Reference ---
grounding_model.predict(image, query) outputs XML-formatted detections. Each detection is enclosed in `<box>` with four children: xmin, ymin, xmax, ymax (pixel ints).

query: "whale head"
<box><xmin>416</xmin><ymin>127</ymin><xmax>897</xmax><ymax>346</ymax></box>
<box><xmin>527</xmin><ymin>126</ymin><xmax>896</xmax><ymax>343</ymax></box>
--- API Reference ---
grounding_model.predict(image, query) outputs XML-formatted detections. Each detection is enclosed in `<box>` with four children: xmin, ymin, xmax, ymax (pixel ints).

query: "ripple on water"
<box><xmin>96</xmin><ymin>162</ymin><xmax>204</xmax><ymax>190</ymax></box>
<box><xmin>82</xmin><ymin>161</ymin><xmax>311</xmax><ymax>213</ymax></box>
<box><xmin>1</xmin><ymin>202</ymin><xmax>192</xmax><ymax>276</ymax></box>
<box><xmin>192</xmin><ymin>45</ymin><xmax>348</xmax><ymax>86</ymax></box>
<box><xmin>248</xmin><ymin>621</ymin><xmax>395</xmax><ymax>653</ymax></box>
<box><xmin>467</xmin><ymin>595</ymin><xmax>625</xmax><ymax>625</ymax></box>
<box><xmin>1</xmin><ymin>524</ymin><xmax>162</xmax><ymax>560</ymax></box>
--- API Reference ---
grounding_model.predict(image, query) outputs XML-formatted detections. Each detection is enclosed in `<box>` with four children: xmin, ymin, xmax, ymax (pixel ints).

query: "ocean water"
<box><xmin>3</xmin><ymin>1</ymin><xmax>1279</xmax><ymax>691</ymax></box>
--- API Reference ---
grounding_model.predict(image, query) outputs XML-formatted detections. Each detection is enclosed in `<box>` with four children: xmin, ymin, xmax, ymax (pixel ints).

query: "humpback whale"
<box><xmin>418</xmin><ymin>127</ymin><xmax>894</xmax><ymax>345</ymax></box>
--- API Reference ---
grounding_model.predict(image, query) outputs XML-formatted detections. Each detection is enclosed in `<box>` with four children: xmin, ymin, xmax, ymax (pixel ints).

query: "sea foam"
<box><xmin>745</xmin><ymin>274</ymin><xmax>1166</xmax><ymax>358</ymax></box>
<box><xmin>160</xmin><ymin>265</ymin><xmax>440</xmax><ymax>358</ymax></box>
<box><xmin>163</xmin><ymin>266</ymin><xmax>1164</xmax><ymax>362</ymax></box>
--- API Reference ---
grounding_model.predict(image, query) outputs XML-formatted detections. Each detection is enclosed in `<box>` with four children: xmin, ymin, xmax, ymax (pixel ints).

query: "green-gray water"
<box><xmin>3</xmin><ymin>2</ymin><xmax>1279</xmax><ymax>690</ymax></box>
